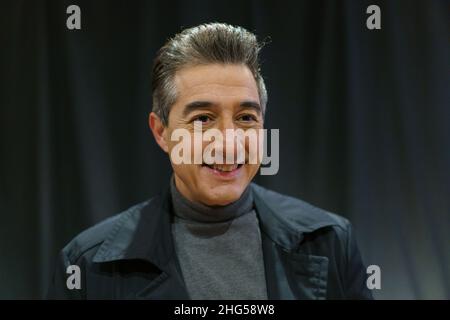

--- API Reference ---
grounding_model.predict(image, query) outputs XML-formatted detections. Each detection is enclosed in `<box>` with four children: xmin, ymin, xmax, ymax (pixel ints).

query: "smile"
<box><xmin>203</xmin><ymin>164</ymin><xmax>242</xmax><ymax>172</ymax></box>
<box><xmin>201</xmin><ymin>163</ymin><xmax>243</xmax><ymax>178</ymax></box>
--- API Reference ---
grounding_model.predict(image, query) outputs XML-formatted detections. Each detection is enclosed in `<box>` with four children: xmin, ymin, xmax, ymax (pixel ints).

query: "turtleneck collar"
<box><xmin>170</xmin><ymin>177</ymin><xmax>254</xmax><ymax>223</ymax></box>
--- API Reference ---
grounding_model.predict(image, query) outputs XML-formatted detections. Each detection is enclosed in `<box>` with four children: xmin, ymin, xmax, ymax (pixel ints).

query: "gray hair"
<box><xmin>151</xmin><ymin>23</ymin><xmax>268</xmax><ymax>125</ymax></box>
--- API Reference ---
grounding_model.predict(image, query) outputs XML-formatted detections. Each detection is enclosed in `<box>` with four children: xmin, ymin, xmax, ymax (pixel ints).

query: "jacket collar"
<box><xmin>93</xmin><ymin>181</ymin><xmax>174</xmax><ymax>272</ymax></box>
<box><xmin>93</xmin><ymin>182</ymin><xmax>340</xmax><ymax>268</ymax></box>
<box><xmin>251</xmin><ymin>183</ymin><xmax>342</xmax><ymax>250</ymax></box>
<box><xmin>92</xmin><ymin>182</ymin><xmax>339</xmax><ymax>299</ymax></box>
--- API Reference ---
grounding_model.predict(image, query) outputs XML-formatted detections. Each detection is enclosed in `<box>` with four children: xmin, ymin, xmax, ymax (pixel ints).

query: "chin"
<box><xmin>201</xmin><ymin>185</ymin><xmax>244</xmax><ymax>206</ymax></box>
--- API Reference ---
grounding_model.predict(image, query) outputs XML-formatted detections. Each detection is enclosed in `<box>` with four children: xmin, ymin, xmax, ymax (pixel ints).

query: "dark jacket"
<box><xmin>47</xmin><ymin>183</ymin><xmax>373</xmax><ymax>299</ymax></box>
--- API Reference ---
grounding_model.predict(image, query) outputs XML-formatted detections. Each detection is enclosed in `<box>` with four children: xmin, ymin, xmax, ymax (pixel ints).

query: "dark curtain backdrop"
<box><xmin>1</xmin><ymin>0</ymin><xmax>449</xmax><ymax>299</ymax></box>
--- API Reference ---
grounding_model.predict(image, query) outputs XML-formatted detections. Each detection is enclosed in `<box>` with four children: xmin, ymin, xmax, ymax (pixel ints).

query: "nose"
<box><xmin>214</xmin><ymin>116</ymin><xmax>244</xmax><ymax>164</ymax></box>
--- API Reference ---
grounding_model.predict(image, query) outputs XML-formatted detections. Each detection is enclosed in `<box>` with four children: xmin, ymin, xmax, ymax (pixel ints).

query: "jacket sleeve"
<box><xmin>46</xmin><ymin>250</ymin><xmax>84</xmax><ymax>299</ymax></box>
<box><xmin>343</xmin><ymin>222</ymin><xmax>374</xmax><ymax>299</ymax></box>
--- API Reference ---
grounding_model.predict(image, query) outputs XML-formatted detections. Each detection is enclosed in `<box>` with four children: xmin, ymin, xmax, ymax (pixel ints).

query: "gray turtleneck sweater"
<box><xmin>170</xmin><ymin>180</ymin><xmax>268</xmax><ymax>300</ymax></box>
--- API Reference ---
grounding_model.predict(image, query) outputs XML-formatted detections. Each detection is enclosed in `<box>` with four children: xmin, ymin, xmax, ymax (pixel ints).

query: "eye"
<box><xmin>238</xmin><ymin>114</ymin><xmax>257</xmax><ymax>122</ymax></box>
<box><xmin>193</xmin><ymin>115</ymin><xmax>212</xmax><ymax>123</ymax></box>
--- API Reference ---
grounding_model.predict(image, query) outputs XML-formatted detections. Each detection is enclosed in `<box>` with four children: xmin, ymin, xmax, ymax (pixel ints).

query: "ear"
<box><xmin>149</xmin><ymin>112</ymin><xmax>169</xmax><ymax>153</ymax></box>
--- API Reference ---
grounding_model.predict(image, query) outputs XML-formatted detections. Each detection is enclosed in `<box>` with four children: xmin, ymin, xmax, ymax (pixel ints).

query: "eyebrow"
<box><xmin>182</xmin><ymin>100</ymin><xmax>262</xmax><ymax>118</ymax></box>
<box><xmin>240</xmin><ymin>101</ymin><xmax>262</xmax><ymax>113</ymax></box>
<box><xmin>182</xmin><ymin>101</ymin><xmax>214</xmax><ymax>118</ymax></box>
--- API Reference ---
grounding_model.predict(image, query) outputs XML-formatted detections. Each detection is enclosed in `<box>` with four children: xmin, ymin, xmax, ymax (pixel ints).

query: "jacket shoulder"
<box><xmin>61</xmin><ymin>200</ymin><xmax>151</xmax><ymax>263</ymax></box>
<box><xmin>251</xmin><ymin>183</ymin><xmax>350</xmax><ymax>233</ymax></box>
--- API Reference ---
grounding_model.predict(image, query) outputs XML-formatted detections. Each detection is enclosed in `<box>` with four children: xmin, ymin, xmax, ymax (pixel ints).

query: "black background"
<box><xmin>0</xmin><ymin>0</ymin><xmax>449</xmax><ymax>299</ymax></box>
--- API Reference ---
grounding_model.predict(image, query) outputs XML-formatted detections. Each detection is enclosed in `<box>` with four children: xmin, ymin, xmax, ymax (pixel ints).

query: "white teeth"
<box><xmin>210</xmin><ymin>164</ymin><xmax>239</xmax><ymax>172</ymax></box>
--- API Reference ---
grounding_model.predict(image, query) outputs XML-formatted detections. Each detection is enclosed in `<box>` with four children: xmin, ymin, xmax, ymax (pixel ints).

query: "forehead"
<box><xmin>174</xmin><ymin>64</ymin><xmax>260</xmax><ymax>103</ymax></box>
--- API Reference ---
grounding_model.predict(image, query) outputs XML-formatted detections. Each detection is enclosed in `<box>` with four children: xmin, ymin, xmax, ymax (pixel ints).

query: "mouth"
<box><xmin>201</xmin><ymin>163</ymin><xmax>243</xmax><ymax>178</ymax></box>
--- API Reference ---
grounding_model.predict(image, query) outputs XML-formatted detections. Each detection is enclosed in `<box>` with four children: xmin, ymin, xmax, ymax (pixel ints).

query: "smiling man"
<box><xmin>150</xmin><ymin>62</ymin><xmax>264</xmax><ymax>206</ymax></box>
<box><xmin>48</xmin><ymin>23</ymin><xmax>372</xmax><ymax>300</ymax></box>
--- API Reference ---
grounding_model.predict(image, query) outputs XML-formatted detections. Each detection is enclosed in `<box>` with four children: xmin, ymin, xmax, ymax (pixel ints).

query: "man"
<box><xmin>47</xmin><ymin>23</ymin><xmax>372</xmax><ymax>299</ymax></box>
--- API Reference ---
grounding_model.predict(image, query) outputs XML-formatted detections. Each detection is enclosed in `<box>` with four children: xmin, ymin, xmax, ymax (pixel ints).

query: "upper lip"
<box><xmin>203</xmin><ymin>164</ymin><xmax>241</xmax><ymax>172</ymax></box>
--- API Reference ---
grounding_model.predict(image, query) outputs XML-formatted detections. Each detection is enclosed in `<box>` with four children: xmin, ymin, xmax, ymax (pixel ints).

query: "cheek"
<box><xmin>245</xmin><ymin>163</ymin><xmax>260</xmax><ymax>176</ymax></box>
<box><xmin>243</xmin><ymin>134</ymin><xmax>263</xmax><ymax>165</ymax></box>
<box><xmin>172</xmin><ymin>164</ymin><xmax>199</xmax><ymax>183</ymax></box>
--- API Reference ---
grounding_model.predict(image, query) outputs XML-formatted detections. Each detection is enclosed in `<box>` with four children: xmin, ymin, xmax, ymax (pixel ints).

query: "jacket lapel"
<box><xmin>253</xmin><ymin>185</ymin><xmax>330</xmax><ymax>300</ymax></box>
<box><xmin>131</xmin><ymin>187</ymin><xmax>190</xmax><ymax>300</ymax></box>
<box><xmin>93</xmin><ymin>185</ymin><xmax>190</xmax><ymax>299</ymax></box>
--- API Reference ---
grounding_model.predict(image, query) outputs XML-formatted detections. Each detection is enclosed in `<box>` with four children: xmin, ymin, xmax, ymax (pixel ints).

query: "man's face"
<box><xmin>151</xmin><ymin>63</ymin><xmax>264</xmax><ymax>206</ymax></box>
